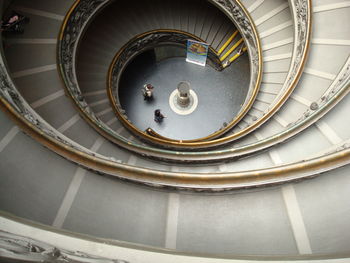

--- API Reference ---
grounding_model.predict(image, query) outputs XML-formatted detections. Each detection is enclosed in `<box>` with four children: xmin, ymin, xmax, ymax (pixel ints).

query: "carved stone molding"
<box><xmin>0</xmin><ymin>64</ymin><xmax>72</xmax><ymax>149</ymax></box>
<box><xmin>0</xmin><ymin>230</ymin><xmax>128</xmax><ymax>263</ymax></box>
<box><xmin>212</xmin><ymin>0</ymin><xmax>260</xmax><ymax>102</ymax></box>
<box><xmin>53</xmin><ymin>0</ymin><xmax>350</xmax><ymax>164</ymax></box>
<box><xmin>0</xmin><ymin>0</ymin><xmax>349</xmax><ymax>193</ymax></box>
<box><xmin>294</xmin><ymin>56</ymin><xmax>350</xmax><ymax>123</ymax></box>
<box><xmin>229</xmin><ymin>0</ymin><xmax>311</xmax><ymax>141</ymax></box>
<box><xmin>270</xmin><ymin>0</ymin><xmax>310</xmax><ymax>104</ymax></box>
<box><xmin>0</xmin><ymin>60</ymin><xmax>107</xmax><ymax>161</ymax></box>
<box><xmin>59</xmin><ymin>0</ymin><xmax>110</xmax><ymax>124</ymax></box>
<box><xmin>59</xmin><ymin>0</ymin><xmax>262</xmax><ymax>150</ymax></box>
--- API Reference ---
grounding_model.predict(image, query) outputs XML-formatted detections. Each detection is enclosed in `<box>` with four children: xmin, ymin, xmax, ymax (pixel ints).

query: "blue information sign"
<box><xmin>186</xmin><ymin>39</ymin><xmax>209</xmax><ymax>66</ymax></box>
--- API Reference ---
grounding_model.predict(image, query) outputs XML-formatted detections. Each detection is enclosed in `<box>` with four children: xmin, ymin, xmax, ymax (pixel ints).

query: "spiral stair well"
<box><xmin>0</xmin><ymin>0</ymin><xmax>350</xmax><ymax>262</ymax></box>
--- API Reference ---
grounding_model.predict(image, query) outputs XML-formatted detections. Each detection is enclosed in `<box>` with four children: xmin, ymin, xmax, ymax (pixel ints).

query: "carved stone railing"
<box><xmin>58</xmin><ymin>0</ymin><xmax>262</xmax><ymax>149</ymax></box>
<box><xmin>2</xmin><ymin>213</ymin><xmax>350</xmax><ymax>263</ymax></box>
<box><xmin>270</xmin><ymin>0</ymin><xmax>309</xmax><ymax>105</ymax></box>
<box><xmin>108</xmin><ymin>30</ymin><xmax>222</xmax><ymax>141</ymax></box>
<box><xmin>67</xmin><ymin>0</ymin><xmax>313</xmax><ymax>154</ymax></box>
<box><xmin>57</xmin><ymin>0</ymin><xmax>312</xmax><ymax>153</ymax></box>
<box><xmin>58</xmin><ymin>0</ymin><xmax>118</xmax><ymax>137</ymax></box>
<box><xmin>1</xmin><ymin>37</ymin><xmax>350</xmax><ymax>190</ymax></box>
<box><xmin>0</xmin><ymin>61</ymin><xmax>108</xmax><ymax>161</ymax></box>
<box><xmin>173</xmin><ymin>56</ymin><xmax>350</xmax><ymax>162</ymax></box>
<box><xmin>0</xmin><ymin>230</ymin><xmax>128</xmax><ymax>263</ymax></box>
<box><xmin>222</xmin><ymin>0</ymin><xmax>312</xmax><ymax>141</ymax></box>
<box><xmin>0</xmin><ymin>0</ymin><xmax>349</xmax><ymax>191</ymax></box>
<box><xmin>293</xmin><ymin>56</ymin><xmax>350</xmax><ymax>124</ymax></box>
<box><xmin>2</xmin><ymin>23</ymin><xmax>350</xmax><ymax>188</ymax></box>
<box><xmin>211</xmin><ymin>0</ymin><xmax>261</xmax><ymax>109</ymax></box>
<box><xmin>107</xmin><ymin>29</ymin><xmax>254</xmax><ymax>145</ymax></box>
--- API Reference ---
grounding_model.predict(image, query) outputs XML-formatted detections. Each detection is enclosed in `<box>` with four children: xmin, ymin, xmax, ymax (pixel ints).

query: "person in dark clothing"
<box><xmin>154</xmin><ymin>109</ymin><xmax>165</xmax><ymax>123</ymax></box>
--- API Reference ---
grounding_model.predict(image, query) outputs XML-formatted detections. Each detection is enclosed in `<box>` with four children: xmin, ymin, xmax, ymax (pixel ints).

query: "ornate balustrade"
<box><xmin>58</xmin><ymin>0</ymin><xmax>262</xmax><ymax>149</ymax></box>
<box><xmin>1</xmin><ymin>212</ymin><xmax>350</xmax><ymax>262</ymax></box>
<box><xmin>0</xmin><ymin>229</ymin><xmax>128</xmax><ymax>263</ymax></box>
<box><xmin>107</xmin><ymin>29</ymin><xmax>256</xmax><ymax>145</ymax></box>
<box><xmin>0</xmin><ymin>0</ymin><xmax>348</xmax><ymax>191</ymax></box>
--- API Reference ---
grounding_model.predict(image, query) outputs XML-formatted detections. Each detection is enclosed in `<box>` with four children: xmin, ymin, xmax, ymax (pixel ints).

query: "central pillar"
<box><xmin>176</xmin><ymin>81</ymin><xmax>191</xmax><ymax>107</ymax></box>
<box><xmin>169</xmin><ymin>81</ymin><xmax>198</xmax><ymax>115</ymax></box>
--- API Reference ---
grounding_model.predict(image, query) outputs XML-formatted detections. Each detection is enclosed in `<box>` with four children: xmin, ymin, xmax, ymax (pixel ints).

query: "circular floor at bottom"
<box><xmin>119</xmin><ymin>54</ymin><xmax>249</xmax><ymax>140</ymax></box>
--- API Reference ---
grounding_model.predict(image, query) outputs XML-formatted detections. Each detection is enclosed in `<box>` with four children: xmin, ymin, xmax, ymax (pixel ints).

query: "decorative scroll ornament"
<box><xmin>0</xmin><ymin>230</ymin><xmax>128</xmax><ymax>263</ymax></box>
<box><xmin>61</xmin><ymin>0</ymin><xmax>107</xmax><ymax>87</ymax></box>
<box><xmin>59</xmin><ymin>0</ymin><xmax>262</xmax><ymax>149</ymax></box>
<box><xmin>211</xmin><ymin>0</ymin><xmax>260</xmax><ymax>101</ymax></box>
<box><xmin>0</xmin><ymin>64</ymin><xmax>74</xmax><ymax>148</ymax></box>
<box><xmin>221</xmin><ymin>0</ymin><xmax>311</xmax><ymax>142</ymax></box>
<box><xmin>59</xmin><ymin>0</ymin><xmax>109</xmax><ymax>120</ymax></box>
<box><xmin>274</xmin><ymin>0</ymin><xmax>309</xmax><ymax>101</ymax></box>
<box><xmin>0</xmin><ymin>0</ymin><xmax>349</xmax><ymax>190</ymax></box>
<box><xmin>294</xmin><ymin>56</ymin><xmax>350</xmax><ymax>123</ymax></box>
<box><xmin>0</xmin><ymin>1</ymin><xmax>344</xmax><ymax>162</ymax></box>
<box><xmin>0</xmin><ymin>60</ymin><xmax>108</xmax><ymax>158</ymax></box>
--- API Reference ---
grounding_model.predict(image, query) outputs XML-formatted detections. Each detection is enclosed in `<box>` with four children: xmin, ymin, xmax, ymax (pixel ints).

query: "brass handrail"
<box><xmin>55</xmin><ymin>0</ymin><xmax>348</xmax><ymax>163</ymax></box>
<box><xmin>1</xmin><ymin>88</ymin><xmax>350</xmax><ymax>190</ymax></box>
<box><xmin>106</xmin><ymin>29</ymin><xmax>257</xmax><ymax>145</ymax></box>
<box><xmin>1</xmin><ymin>0</ymin><xmax>349</xmax><ymax>191</ymax></box>
<box><xmin>103</xmin><ymin>0</ymin><xmax>311</xmax><ymax>149</ymax></box>
<box><xmin>58</xmin><ymin>0</ymin><xmax>263</xmax><ymax>149</ymax></box>
<box><xmin>2</xmin><ymin>211</ymin><xmax>350</xmax><ymax>261</ymax></box>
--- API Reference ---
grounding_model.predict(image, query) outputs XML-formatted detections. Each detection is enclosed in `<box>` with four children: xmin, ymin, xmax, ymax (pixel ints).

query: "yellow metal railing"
<box><xmin>220</xmin><ymin>38</ymin><xmax>244</xmax><ymax>61</ymax></box>
<box><xmin>229</xmin><ymin>46</ymin><xmax>247</xmax><ymax>63</ymax></box>
<box><xmin>217</xmin><ymin>30</ymin><xmax>238</xmax><ymax>55</ymax></box>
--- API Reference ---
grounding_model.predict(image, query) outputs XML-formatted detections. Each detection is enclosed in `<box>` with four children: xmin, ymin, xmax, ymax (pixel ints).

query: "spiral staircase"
<box><xmin>0</xmin><ymin>0</ymin><xmax>350</xmax><ymax>262</ymax></box>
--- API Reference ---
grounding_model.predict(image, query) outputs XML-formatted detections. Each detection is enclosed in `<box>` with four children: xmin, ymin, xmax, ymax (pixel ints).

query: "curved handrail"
<box><xmin>107</xmin><ymin>29</ymin><xmax>256</xmax><ymax>144</ymax></box>
<box><xmin>269</xmin><ymin>0</ymin><xmax>310</xmax><ymax>106</ymax></box>
<box><xmin>56</xmin><ymin>0</ymin><xmax>347</xmax><ymax>164</ymax></box>
<box><xmin>0</xmin><ymin>0</ymin><xmax>349</xmax><ymax>190</ymax></box>
<box><xmin>54</xmin><ymin>0</ymin><xmax>327</xmax><ymax>162</ymax></box>
<box><xmin>2</xmin><ymin>212</ymin><xmax>350</xmax><ymax>262</ymax></box>
<box><xmin>58</xmin><ymin>0</ymin><xmax>312</xmax><ymax>151</ymax></box>
<box><xmin>86</xmin><ymin>0</ymin><xmax>311</xmax><ymax>151</ymax></box>
<box><xmin>191</xmin><ymin>0</ymin><xmax>313</xmax><ymax>145</ymax></box>
<box><xmin>228</xmin><ymin>0</ymin><xmax>312</xmax><ymax>134</ymax></box>
<box><xmin>23</xmin><ymin>0</ymin><xmax>350</xmax><ymax>161</ymax></box>
<box><xmin>1</xmin><ymin>45</ymin><xmax>350</xmax><ymax>189</ymax></box>
<box><xmin>58</xmin><ymin>0</ymin><xmax>263</xmax><ymax>149</ymax></box>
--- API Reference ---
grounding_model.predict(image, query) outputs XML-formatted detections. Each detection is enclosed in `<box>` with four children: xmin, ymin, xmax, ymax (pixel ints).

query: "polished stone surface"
<box><xmin>294</xmin><ymin>166</ymin><xmax>350</xmax><ymax>253</ymax></box>
<box><xmin>176</xmin><ymin>188</ymin><xmax>298</xmax><ymax>255</ymax></box>
<box><xmin>63</xmin><ymin>171</ymin><xmax>168</xmax><ymax>247</ymax></box>
<box><xmin>119</xmin><ymin>51</ymin><xmax>250</xmax><ymax>140</ymax></box>
<box><xmin>0</xmin><ymin>124</ymin><xmax>76</xmax><ymax>225</ymax></box>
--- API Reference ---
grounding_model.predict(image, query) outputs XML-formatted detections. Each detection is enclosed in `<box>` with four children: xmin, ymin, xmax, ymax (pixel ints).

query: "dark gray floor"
<box><xmin>119</xmin><ymin>52</ymin><xmax>250</xmax><ymax>140</ymax></box>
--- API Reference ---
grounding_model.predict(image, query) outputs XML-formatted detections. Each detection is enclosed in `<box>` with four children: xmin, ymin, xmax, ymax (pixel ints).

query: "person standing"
<box><xmin>142</xmin><ymin>84</ymin><xmax>154</xmax><ymax>101</ymax></box>
<box><xmin>154</xmin><ymin>109</ymin><xmax>165</xmax><ymax>123</ymax></box>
